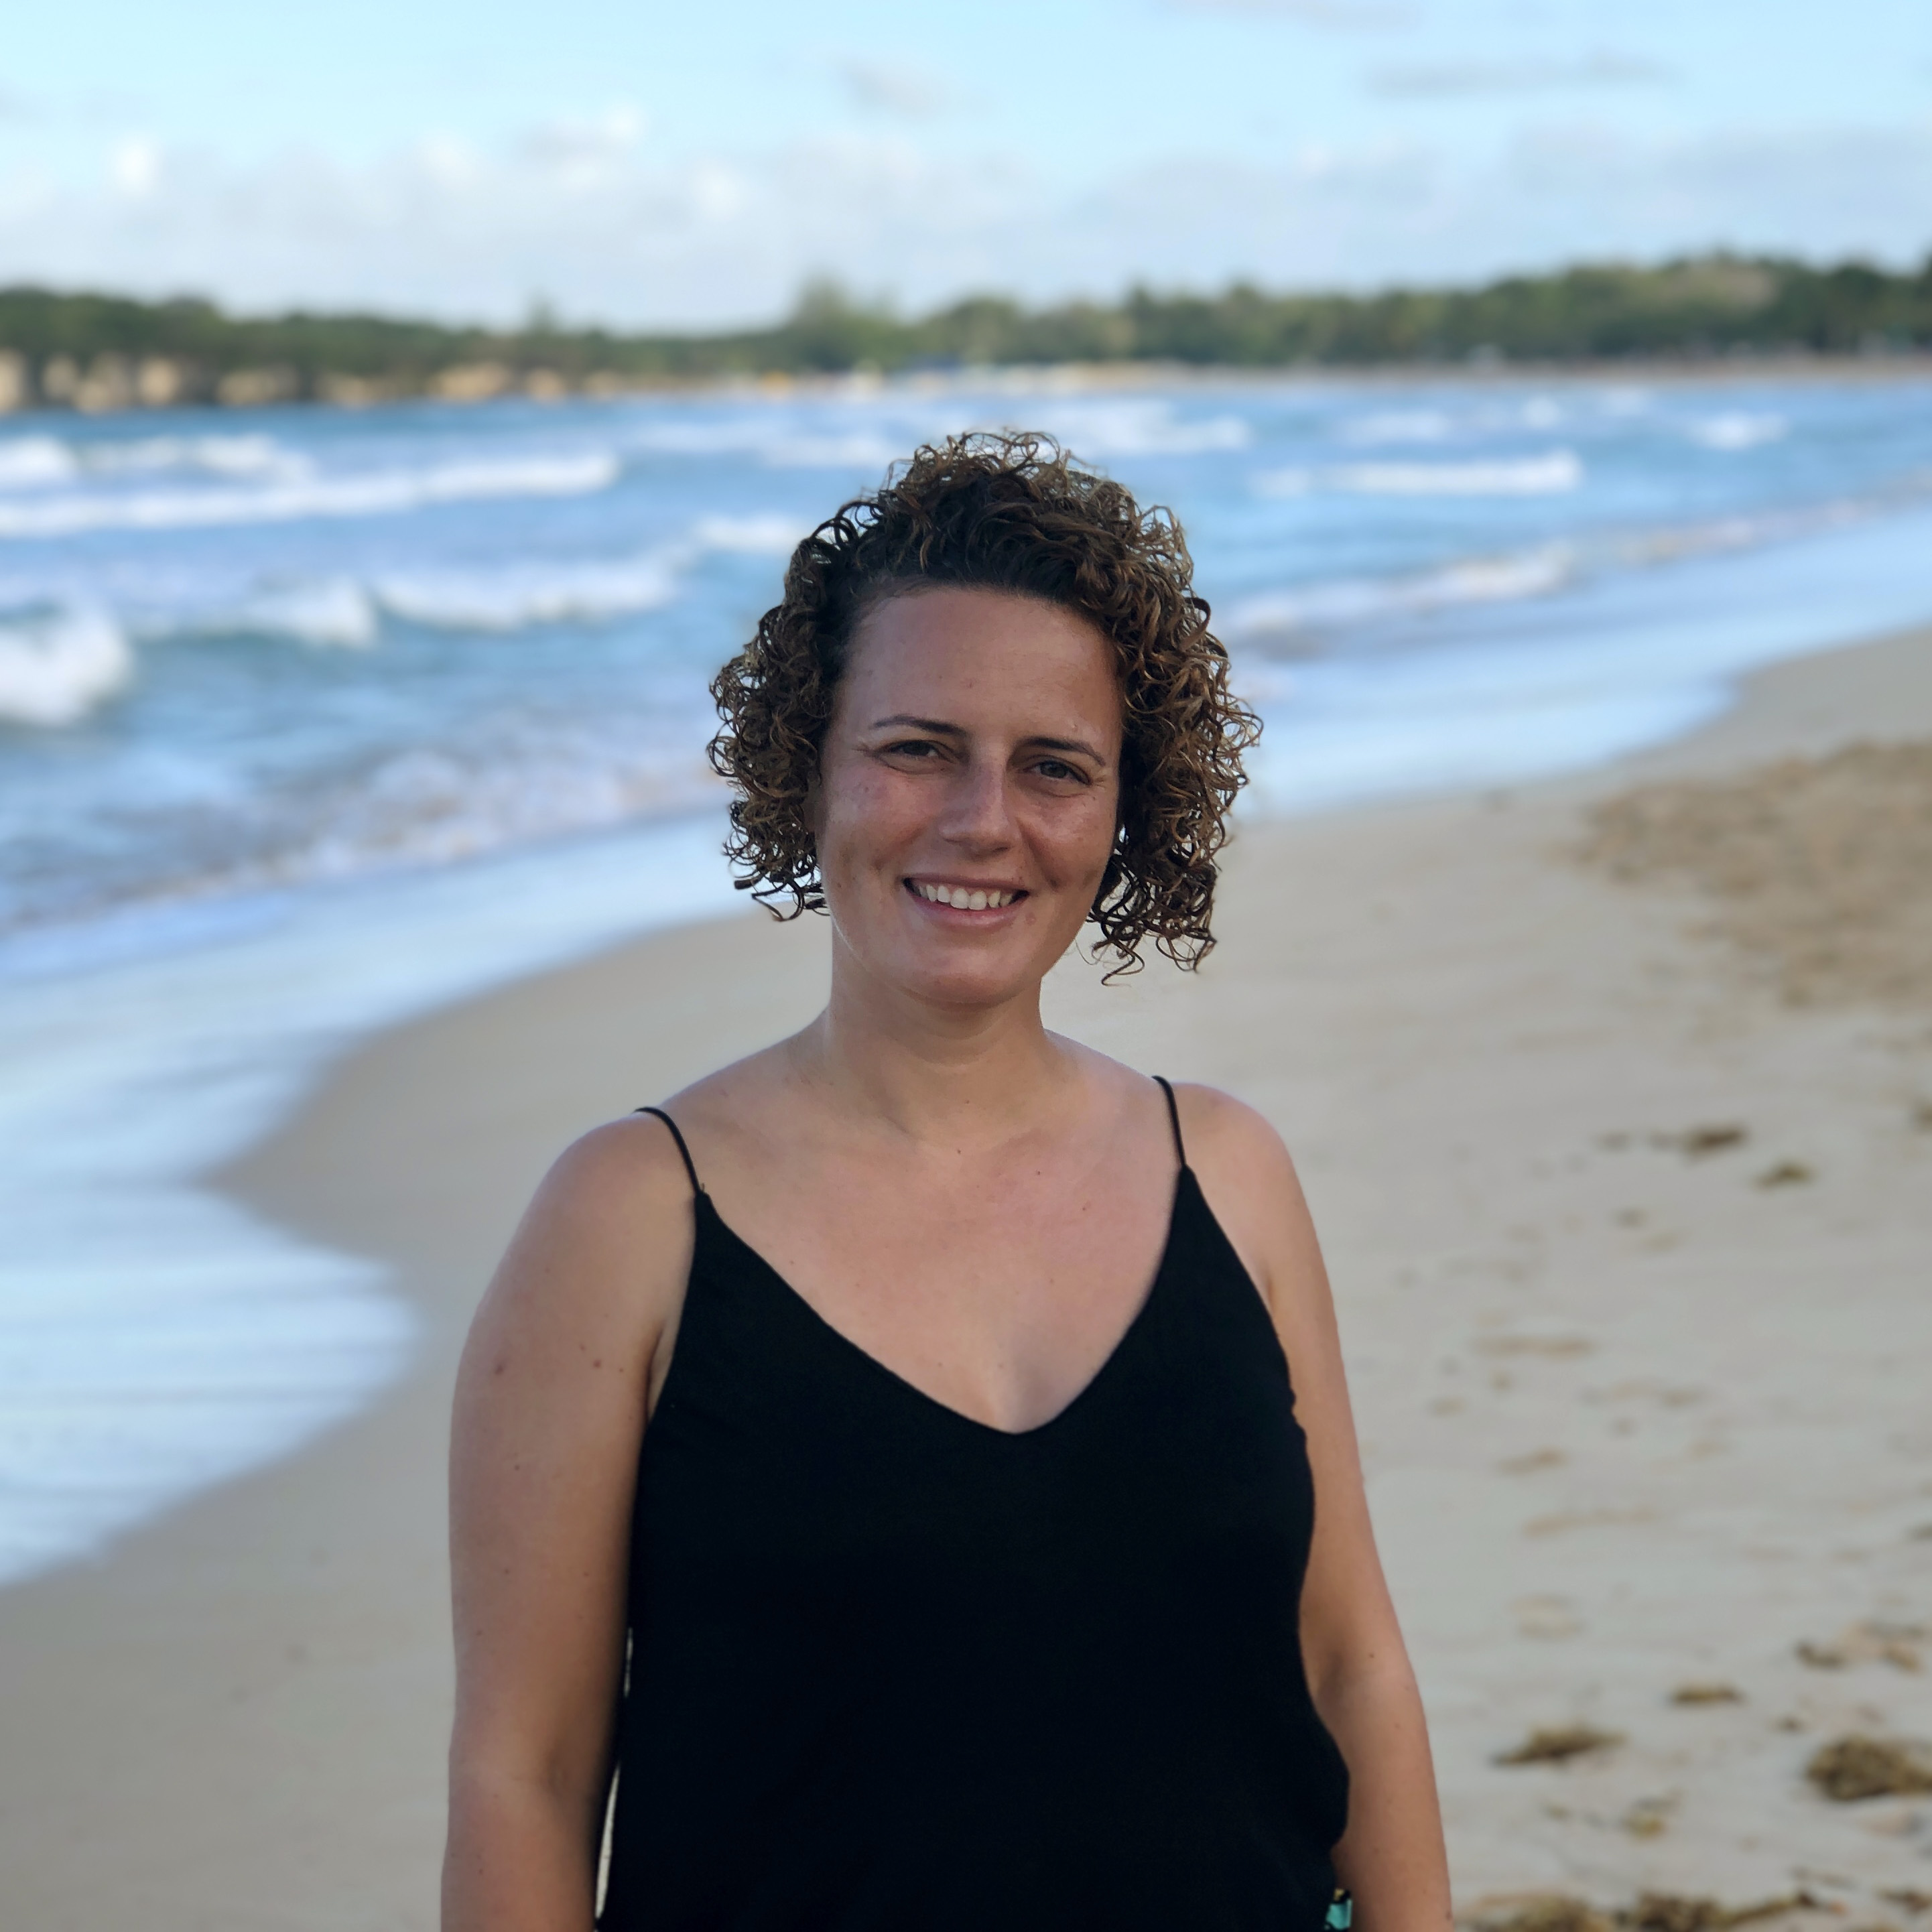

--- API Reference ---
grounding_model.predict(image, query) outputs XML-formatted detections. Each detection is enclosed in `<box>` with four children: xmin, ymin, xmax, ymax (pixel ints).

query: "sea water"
<box><xmin>3</xmin><ymin>371</ymin><xmax>1930</xmax><ymax>1586</ymax></box>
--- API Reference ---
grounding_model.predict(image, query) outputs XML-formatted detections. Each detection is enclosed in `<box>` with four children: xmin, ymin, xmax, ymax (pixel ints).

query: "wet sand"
<box><xmin>2</xmin><ymin>627</ymin><xmax>1929</xmax><ymax>1930</ymax></box>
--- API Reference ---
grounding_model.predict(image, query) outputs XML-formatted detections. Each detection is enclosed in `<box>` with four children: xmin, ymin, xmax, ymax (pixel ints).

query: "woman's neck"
<box><xmin>788</xmin><ymin>940</ymin><xmax>1078</xmax><ymax>1151</ymax></box>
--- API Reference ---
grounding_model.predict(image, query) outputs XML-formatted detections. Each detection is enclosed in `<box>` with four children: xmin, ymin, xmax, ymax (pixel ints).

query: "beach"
<box><xmin>1</xmin><ymin>618</ymin><xmax>1927</xmax><ymax>1929</ymax></box>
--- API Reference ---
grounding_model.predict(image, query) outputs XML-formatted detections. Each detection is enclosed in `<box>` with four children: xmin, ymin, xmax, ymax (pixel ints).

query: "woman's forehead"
<box><xmin>846</xmin><ymin>585</ymin><xmax>1118</xmax><ymax>704</ymax></box>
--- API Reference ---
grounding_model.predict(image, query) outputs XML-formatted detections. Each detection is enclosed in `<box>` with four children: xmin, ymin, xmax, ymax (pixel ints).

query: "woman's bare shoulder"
<box><xmin>1165</xmin><ymin>1081</ymin><xmax>1301</xmax><ymax>1182</ymax></box>
<box><xmin>1160</xmin><ymin>1082</ymin><xmax>1322</xmax><ymax>1313</ymax></box>
<box><xmin>468</xmin><ymin>1106</ymin><xmax>705</xmax><ymax>1378</ymax></box>
<box><xmin>532</xmin><ymin>1109</ymin><xmax>698</xmax><ymax>1236</ymax></box>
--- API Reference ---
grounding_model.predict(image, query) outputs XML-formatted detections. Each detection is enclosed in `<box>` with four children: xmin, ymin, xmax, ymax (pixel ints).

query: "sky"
<box><xmin>0</xmin><ymin>0</ymin><xmax>1928</xmax><ymax>328</ymax></box>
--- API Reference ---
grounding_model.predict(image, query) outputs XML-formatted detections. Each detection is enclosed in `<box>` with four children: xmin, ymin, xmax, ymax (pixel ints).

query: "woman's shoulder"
<box><xmin>501</xmin><ymin>1053</ymin><xmax>783</xmax><ymax>1308</ymax></box>
<box><xmin>546</xmin><ymin>1041</ymin><xmax>793</xmax><ymax>1204</ymax></box>
<box><xmin>537</xmin><ymin>1109</ymin><xmax>700</xmax><ymax>1225</ymax></box>
<box><xmin>1157</xmin><ymin>1080</ymin><xmax>1319</xmax><ymax>1318</ymax></box>
<box><xmin>1163</xmin><ymin>1079</ymin><xmax>1299</xmax><ymax>1181</ymax></box>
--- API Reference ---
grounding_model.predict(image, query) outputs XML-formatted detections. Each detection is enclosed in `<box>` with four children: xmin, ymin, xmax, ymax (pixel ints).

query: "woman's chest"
<box><xmin>698</xmin><ymin>1148</ymin><xmax>1180</xmax><ymax>1435</ymax></box>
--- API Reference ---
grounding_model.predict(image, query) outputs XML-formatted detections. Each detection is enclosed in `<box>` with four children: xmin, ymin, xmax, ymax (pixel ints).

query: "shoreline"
<box><xmin>1</xmin><ymin>623</ymin><xmax>1929</xmax><ymax>1925</ymax></box>
<box><xmin>5</xmin><ymin>352</ymin><xmax>1931</xmax><ymax>421</ymax></box>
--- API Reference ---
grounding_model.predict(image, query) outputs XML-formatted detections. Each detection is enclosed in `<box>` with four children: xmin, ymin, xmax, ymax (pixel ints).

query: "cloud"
<box><xmin>1</xmin><ymin>117</ymin><xmax>1926</xmax><ymax>329</ymax></box>
<box><xmin>109</xmin><ymin>135</ymin><xmax>162</xmax><ymax>197</ymax></box>
<box><xmin>839</xmin><ymin>59</ymin><xmax>952</xmax><ymax>118</ymax></box>
<box><xmin>516</xmin><ymin>105</ymin><xmax>647</xmax><ymax>190</ymax></box>
<box><xmin>1165</xmin><ymin>0</ymin><xmax>1415</xmax><ymax>28</ymax></box>
<box><xmin>1367</xmin><ymin>50</ymin><xmax>1671</xmax><ymax>96</ymax></box>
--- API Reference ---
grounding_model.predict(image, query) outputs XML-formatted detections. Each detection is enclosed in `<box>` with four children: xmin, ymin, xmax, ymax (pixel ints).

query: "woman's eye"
<box><xmin>1033</xmin><ymin>759</ymin><xmax>1087</xmax><ymax>783</ymax></box>
<box><xmin>883</xmin><ymin>739</ymin><xmax>941</xmax><ymax>759</ymax></box>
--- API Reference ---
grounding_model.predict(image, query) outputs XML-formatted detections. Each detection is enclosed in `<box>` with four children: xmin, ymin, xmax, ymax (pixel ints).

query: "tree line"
<box><xmin>1</xmin><ymin>251</ymin><xmax>1927</xmax><ymax>411</ymax></box>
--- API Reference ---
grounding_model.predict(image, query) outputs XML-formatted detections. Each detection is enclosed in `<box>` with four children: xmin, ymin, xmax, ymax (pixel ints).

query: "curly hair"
<box><xmin>707</xmin><ymin>430</ymin><xmax>1260</xmax><ymax>974</ymax></box>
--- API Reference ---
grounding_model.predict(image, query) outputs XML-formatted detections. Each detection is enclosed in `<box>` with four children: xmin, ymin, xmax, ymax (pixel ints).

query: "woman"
<box><xmin>444</xmin><ymin>433</ymin><xmax>1451</xmax><ymax>1932</ymax></box>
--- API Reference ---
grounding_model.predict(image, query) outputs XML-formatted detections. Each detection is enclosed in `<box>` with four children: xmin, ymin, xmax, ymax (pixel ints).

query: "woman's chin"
<box><xmin>897</xmin><ymin>954</ymin><xmax>1043</xmax><ymax>1011</ymax></box>
<box><xmin>860</xmin><ymin>930</ymin><xmax>1068</xmax><ymax>1013</ymax></box>
<box><xmin>830</xmin><ymin>889</ymin><xmax>1088</xmax><ymax>1011</ymax></box>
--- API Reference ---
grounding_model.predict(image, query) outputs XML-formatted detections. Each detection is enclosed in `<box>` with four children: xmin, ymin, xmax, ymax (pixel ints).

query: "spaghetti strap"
<box><xmin>1152</xmin><ymin>1076</ymin><xmax>1187</xmax><ymax>1168</ymax></box>
<box><xmin>635</xmin><ymin>1106</ymin><xmax>704</xmax><ymax>1196</ymax></box>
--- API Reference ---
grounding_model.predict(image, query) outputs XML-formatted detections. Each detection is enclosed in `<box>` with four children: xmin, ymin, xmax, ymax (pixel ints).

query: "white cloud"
<box><xmin>839</xmin><ymin>59</ymin><xmax>952</xmax><ymax>119</ymax></box>
<box><xmin>109</xmin><ymin>134</ymin><xmax>161</xmax><ymax>197</ymax></box>
<box><xmin>516</xmin><ymin>105</ymin><xmax>648</xmax><ymax>192</ymax></box>
<box><xmin>1366</xmin><ymin>50</ymin><xmax>1671</xmax><ymax>96</ymax></box>
<box><xmin>1</xmin><ymin>117</ymin><xmax>1926</xmax><ymax>329</ymax></box>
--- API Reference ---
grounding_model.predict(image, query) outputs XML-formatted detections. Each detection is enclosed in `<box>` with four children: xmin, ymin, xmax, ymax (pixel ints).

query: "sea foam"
<box><xmin>0</xmin><ymin>812</ymin><xmax>742</xmax><ymax>1590</ymax></box>
<box><xmin>0</xmin><ymin>450</ymin><xmax>621</xmax><ymax>539</ymax></box>
<box><xmin>0</xmin><ymin>606</ymin><xmax>133</xmax><ymax>725</ymax></box>
<box><xmin>1257</xmin><ymin>450</ymin><xmax>1585</xmax><ymax>498</ymax></box>
<box><xmin>1225</xmin><ymin>548</ymin><xmax>1575</xmax><ymax>643</ymax></box>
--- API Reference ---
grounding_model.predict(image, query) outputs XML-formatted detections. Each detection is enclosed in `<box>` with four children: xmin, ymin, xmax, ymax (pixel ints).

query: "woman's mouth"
<box><xmin>906</xmin><ymin>879</ymin><xmax>1025</xmax><ymax>911</ymax></box>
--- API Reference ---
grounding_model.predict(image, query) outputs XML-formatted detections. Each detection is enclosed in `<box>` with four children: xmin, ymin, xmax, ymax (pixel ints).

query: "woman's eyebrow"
<box><xmin>867</xmin><ymin>716</ymin><xmax>1107</xmax><ymax>763</ymax></box>
<box><xmin>1023</xmin><ymin>734</ymin><xmax>1106</xmax><ymax>762</ymax></box>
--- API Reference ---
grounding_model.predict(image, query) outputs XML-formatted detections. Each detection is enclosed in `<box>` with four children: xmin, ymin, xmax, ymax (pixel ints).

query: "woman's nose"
<box><xmin>939</xmin><ymin>755</ymin><xmax>1015</xmax><ymax>848</ymax></box>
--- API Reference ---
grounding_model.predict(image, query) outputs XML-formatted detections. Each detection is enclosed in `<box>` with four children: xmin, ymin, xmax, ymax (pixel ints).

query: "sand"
<box><xmin>2</xmin><ymin>627</ymin><xmax>1929</xmax><ymax>1930</ymax></box>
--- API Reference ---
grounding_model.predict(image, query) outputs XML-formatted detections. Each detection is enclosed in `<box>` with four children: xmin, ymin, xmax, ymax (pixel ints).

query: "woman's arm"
<box><xmin>443</xmin><ymin>1120</ymin><xmax>694</xmax><ymax>1932</ymax></box>
<box><xmin>1179</xmin><ymin>1088</ymin><xmax>1454</xmax><ymax>1932</ymax></box>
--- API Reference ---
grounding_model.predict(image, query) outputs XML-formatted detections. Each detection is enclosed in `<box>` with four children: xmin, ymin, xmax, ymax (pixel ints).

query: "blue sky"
<box><xmin>1</xmin><ymin>0</ymin><xmax>1928</xmax><ymax>325</ymax></box>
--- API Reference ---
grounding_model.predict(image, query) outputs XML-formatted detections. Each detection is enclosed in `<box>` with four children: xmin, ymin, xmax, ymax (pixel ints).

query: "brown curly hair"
<box><xmin>707</xmin><ymin>430</ymin><xmax>1260</xmax><ymax>973</ymax></box>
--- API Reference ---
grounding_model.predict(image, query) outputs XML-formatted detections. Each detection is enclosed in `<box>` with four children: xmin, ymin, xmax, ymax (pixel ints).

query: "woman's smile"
<box><xmin>905</xmin><ymin>877</ymin><xmax>1027</xmax><ymax>913</ymax></box>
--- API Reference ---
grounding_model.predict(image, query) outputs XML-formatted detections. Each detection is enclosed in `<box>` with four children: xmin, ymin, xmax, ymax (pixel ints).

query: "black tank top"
<box><xmin>600</xmin><ymin>1080</ymin><xmax>1350</xmax><ymax>1932</ymax></box>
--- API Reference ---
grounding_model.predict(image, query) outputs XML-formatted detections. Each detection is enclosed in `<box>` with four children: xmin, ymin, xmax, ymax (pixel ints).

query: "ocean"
<box><xmin>3</xmin><ymin>369</ymin><xmax>1931</xmax><ymax>1588</ymax></box>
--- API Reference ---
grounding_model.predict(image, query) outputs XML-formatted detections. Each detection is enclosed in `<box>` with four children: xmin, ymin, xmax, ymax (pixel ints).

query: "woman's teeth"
<box><xmin>913</xmin><ymin>882</ymin><xmax>1017</xmax><ymax>911</ymax></box>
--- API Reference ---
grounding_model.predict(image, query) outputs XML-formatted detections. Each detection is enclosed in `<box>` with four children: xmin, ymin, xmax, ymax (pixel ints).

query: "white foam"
<box><xmin>1315</xmin><ymin>450</ymin><xmax>1584</xmax><ymax>497</ymax></box>
<box><xmin>0</xmin><ymin>606</ymin><xmax>134</xmax><ymax>726</ymax></box>
<box><xmin>1226</xmin><ymin>546</ymin><xmax>1574</xmax><ymax>641</ymax></box>
<box><xmin>691</xmin><ymin>513</ymin><xmax>809</xmax><ymax>554</ymax></box>
<box><xmin>201</xmin><ymin>579</ymin><xmax>381</xmax><ymax>650</ymax></box>
<box><xmin>0</xmin><ymin>451</ymin><xmax>621</xmax><ymax>539</ymax></box>
<box><xmin>1336</xmin><ymin>409</ymin><xmax>1459</xmax><ymax>447</ymax></box>
<box><xmin>1336</xmin><ymin>397</ymin><xmax>1571</xmax><ymax>450</ymax></box>
<box><xmin>0</xmin><ymin>438</ymin><xmax>80</xmax><ymax>491</ymax></box>
<box><xmin>0</xmin><ymin>812</ymin><xmax>743</xmax><ymax>1590</ymax></box>
<box><xmin>624</xmin><ymin>394</ymin><xmax>1253</xmax><ymax>472</ymax></box>
<box><xmin>760</xmin><ymin>431</ymin><xmax>905</xmax><ymax>470</ymax></box>
<box><xmin>1688</xmin><ymin>411</ymin><xmax>1789</xmax><ymax>452</ymax></box>
<box><xmin>1048</xmin><ymin>401</ymin><xmax>1253</xmax><ymax>458</ymax></box>
<box><xmin>255</xmin><ymin>732</ymin><xmax>723</xmax><ymax>889</ymax></box>
<box><xmin>85</xmin><ymin>434</ymin><xmax>314</xmax><ymax>482</ymax></box>
<box><xmin>374</xmin><ymin>551</ymin><xmax>679</xmax><ymax>631</ymax></box>
<box><xmin>363</xmin><ymin>511</ymin><xmax>806</xmax><ymax>631</ymax></box>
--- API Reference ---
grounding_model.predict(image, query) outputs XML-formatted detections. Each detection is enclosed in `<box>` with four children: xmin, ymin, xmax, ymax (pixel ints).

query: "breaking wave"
<box><xmin>1257</xmin><ymin>450</ymin><xmax>1584</xmax><ymax>498</ymax></box>
<box><xmin>373</xmin><ymin>554</ymin><xmax>682</xmax><ymax>631</ymax></box>
<box><xmin>0</xmin><ymin>507</ymin><xmax>814</xmax><ymax>720</ymax></box>
<box><xmin>0</xmin><ymin>606</ymin><xmax>134</xmax><ymax>726</ymax></box>
<box><xmin>1224</xmin><ymin>548</ymin><xmax>1575</xmax><ymax>644</ymax></box>
<box><xmin>623</xmin><ymin>397</ymin><xmax>1253</xmax><ymax>470</ymax></box>
<box><xmin>0</xmin><ymin>438</ymin><xmax>81</xmax><ymax>491</ymax></box>
<box><xmin>1687</xmin><ymin>411</ymin><xmax>1788</xmax><ymax>452</ymax></box>
<box><xmin>0</xmin><ymin>451</ymin><xmax>621</xmax><ymax>539</ymax></box>
<box><xmin>187</xmin><ymin>580</ymin><xmax>382</xmax><ymax>650</ymax></box>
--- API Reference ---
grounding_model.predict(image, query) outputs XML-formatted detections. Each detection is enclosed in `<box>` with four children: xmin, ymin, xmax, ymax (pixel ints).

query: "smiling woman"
<box><xmin>442</xmin><ymin>433</ymin><xmax>1453</xmax><ymax>1932</ymax></box>
<box><xmin>709</xmin><ymin>430</ymin><xmax>1258</xmax><ymax>974</ymax></box>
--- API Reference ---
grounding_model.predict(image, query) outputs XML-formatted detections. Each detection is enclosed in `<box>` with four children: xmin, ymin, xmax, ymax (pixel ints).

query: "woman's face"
<box><xmin>813</xmin><ymin>585</ymin><xmax>1124</xmax><ymax>1013</ymax></box>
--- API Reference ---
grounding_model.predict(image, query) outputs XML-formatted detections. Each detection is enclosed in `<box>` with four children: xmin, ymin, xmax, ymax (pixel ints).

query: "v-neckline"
<box><xmin>691</xmin><ymin>1167</ymin><xmax>1192</xmax><ymax>1442</ymax></box>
